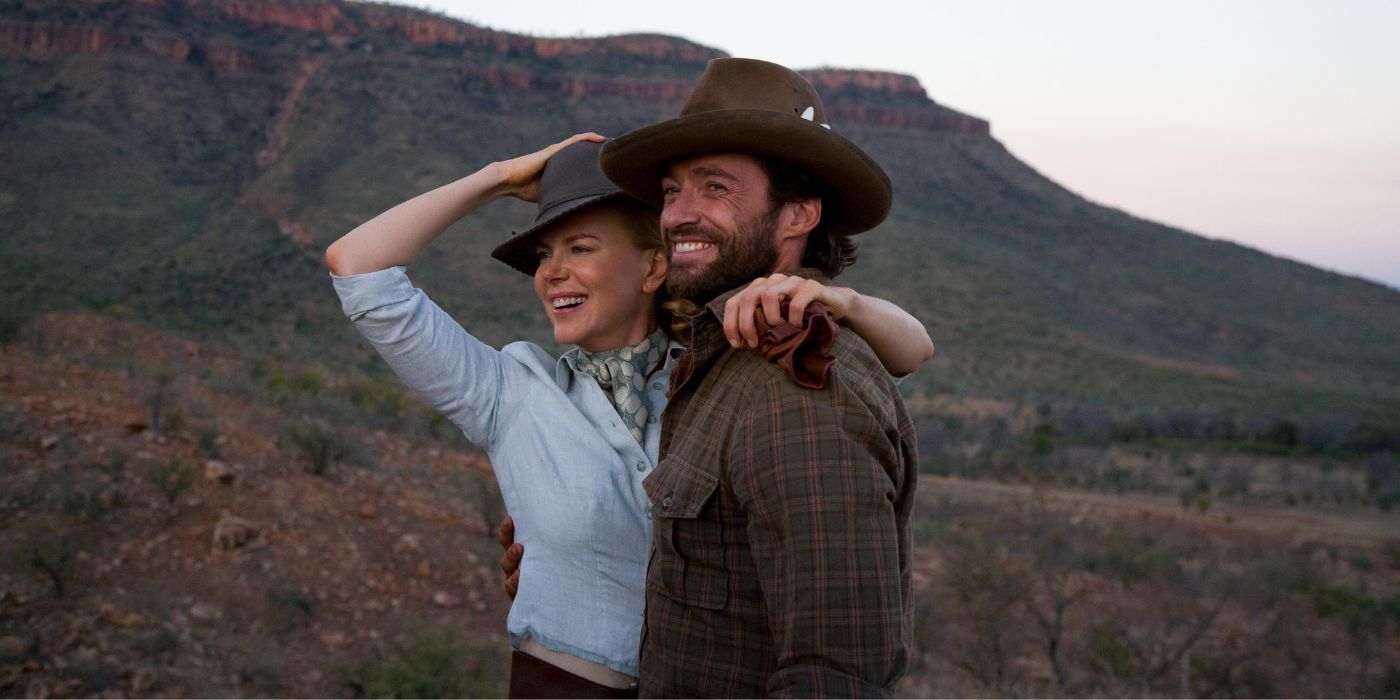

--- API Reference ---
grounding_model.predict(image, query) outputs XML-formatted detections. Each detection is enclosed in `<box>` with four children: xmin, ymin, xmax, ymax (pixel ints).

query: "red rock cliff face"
<box><xmin>210</xmin><ymin>1</ymin><xmax>724</xmax><ymax>63</ymax></box>
<box><xmin>214</xmin><ymin>0</ymin><xmax>349</xmax><ymax>33</ymax></box>
<box><xmin>803</xmin><ymin>69</ymin><xmax>928</xmax><ymax>97</ymax></box>
<box><xmin>0</xmin><ymin>21</ymin><xmax>255</xmax><ymax>71</ymax></box>
<box><xmin>804</xmin><ymin>69</ymin><xmax>992</xmax><ymax>136</ymax></box>
<box><xmin>458</xmin><ymin>65</ymin><xmax>694</xmax><ymax>101</ymax></box>
<box><xmin>1</xmin><ymin>23</ymin><xmax>128</xmax><ymax>53</ymax></box>
<box><xmin>0</xmin><ymin>22</ymin><xmax>207</xmax><ymax>64</ymax></box>
<box><xmin>826</xmin><ymin>104</ymin><xmax>990</xmax><ymax>136</ymax></box>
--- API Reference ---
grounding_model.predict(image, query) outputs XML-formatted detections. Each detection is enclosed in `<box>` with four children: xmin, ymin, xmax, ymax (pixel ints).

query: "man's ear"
<box><xmin>780</xmin><ymin>197</ymin><xmax>822</xmax><ymax>241</ymax></box>
<box><xmin>642</xmin><ymin>246</ymin><xmax>669</xmax><ymax>294</ymax></box>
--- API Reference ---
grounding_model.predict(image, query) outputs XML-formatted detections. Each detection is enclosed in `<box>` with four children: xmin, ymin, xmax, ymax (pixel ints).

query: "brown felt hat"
<box><xmin>491</xmin><ymin>139</ymin><xmax>642</xmax><ymax>276</ymax></box>
<box><xmin>599</xmin><ymin>57</ymin><xmax>891</xmax><ymax>237</ymax></box>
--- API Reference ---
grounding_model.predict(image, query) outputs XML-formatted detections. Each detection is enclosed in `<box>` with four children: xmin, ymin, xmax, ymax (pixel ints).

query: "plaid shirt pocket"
<box><xmin>646</xmin><ymin>454</ymin><xmax>729</xmax><ymax>610</ymax></box>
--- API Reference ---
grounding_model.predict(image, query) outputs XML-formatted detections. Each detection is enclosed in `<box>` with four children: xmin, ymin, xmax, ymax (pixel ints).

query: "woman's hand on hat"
<box><xmin>724</xmin><ymin>273</ymin><xmax>856</xmax><ymax>348</ymax></box>
<box><xmin>494</xmin><ymin>132</ymin><xmax>606</xmax><ymax>203</ymax></box>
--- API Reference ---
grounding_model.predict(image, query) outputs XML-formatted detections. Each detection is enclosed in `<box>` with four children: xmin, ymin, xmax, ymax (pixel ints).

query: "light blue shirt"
<box><xmin>332</xmin><ymin>266</ymin><xmax>678</xmax><ymax>677</ymax></box>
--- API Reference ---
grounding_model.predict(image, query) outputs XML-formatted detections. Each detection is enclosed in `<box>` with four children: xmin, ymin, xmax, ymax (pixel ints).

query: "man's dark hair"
<box><xmin>758</xmin><ymin>156</ymin><xmax>858</xmax><ymax>278</ymax></box>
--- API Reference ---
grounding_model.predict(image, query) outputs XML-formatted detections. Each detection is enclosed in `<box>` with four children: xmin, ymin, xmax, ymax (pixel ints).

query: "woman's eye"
<box><xmin>571</xmin><ymin>245</ymin><xmax>592</xmax><ymax>254</ymax></box>
<box><xmin>535</xmin><ymin>250</ymin><xmax>550</xmax><ymax>260</ymax></box>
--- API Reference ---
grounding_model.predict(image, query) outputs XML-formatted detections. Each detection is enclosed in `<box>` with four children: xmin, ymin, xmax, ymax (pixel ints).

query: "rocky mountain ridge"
<box><xmin>0</xmin><ymin>0</ymin><xmax>987</xmax><ymax>133</ymax></box>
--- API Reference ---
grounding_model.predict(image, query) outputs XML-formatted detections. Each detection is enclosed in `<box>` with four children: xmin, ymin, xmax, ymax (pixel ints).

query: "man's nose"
<box><xmin>660</xmin><ymin>189</ymin><xmax>699</xmax><ymax>232</ymax></box>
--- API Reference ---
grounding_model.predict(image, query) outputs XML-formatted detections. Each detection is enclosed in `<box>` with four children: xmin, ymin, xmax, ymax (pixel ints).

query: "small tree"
<box><xmin>139</xmin><ymin>365</ymin><xmax>179</xmax><ymax>437</ymax></box>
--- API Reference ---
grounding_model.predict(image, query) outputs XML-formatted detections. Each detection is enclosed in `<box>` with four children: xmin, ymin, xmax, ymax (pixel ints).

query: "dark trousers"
<box><xmin>508</xmin><ymin>651</ymin><xmax>639</xmax><ymax>699</ymax></box>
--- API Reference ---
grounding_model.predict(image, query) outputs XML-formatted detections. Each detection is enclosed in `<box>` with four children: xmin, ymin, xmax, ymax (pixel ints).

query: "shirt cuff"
<box><xmin>330</xmin><ymin>266</ymin><xmax>416</xmax><ymax>319</ymax></box>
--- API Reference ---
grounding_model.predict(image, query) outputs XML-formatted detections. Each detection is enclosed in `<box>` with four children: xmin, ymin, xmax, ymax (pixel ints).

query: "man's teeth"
<box><xmin>674</xmin><ymin>241</ymin><xmax>712</xmax><ymax>253</ymax></box>
<box><xmin>553</xmin><ymin>296</ymin><xmax>585</xmax><ymax>309</ymax></box>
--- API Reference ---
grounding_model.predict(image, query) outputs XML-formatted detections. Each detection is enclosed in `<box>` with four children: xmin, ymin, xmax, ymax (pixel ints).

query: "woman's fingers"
<box><xmin>508</xmin><ymin>133</ymin><xmax>606</xmax><ymax>202</ymax></box>
<box><xmin>787</xmin><ymin>281</ymin><xmax>822</xmax><ymax>327</ymax></box>
<box><xmin>726</xmin><ymin>274</ymin><xmax>863</xmax><ymax>348</ymax></box>
<box><xmin>723</xmin><ymin>278</ymin><xmax>763</xmax><ymax>347</ymax></box>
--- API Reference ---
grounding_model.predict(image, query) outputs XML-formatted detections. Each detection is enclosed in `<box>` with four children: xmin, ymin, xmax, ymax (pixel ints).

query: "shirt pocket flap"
<box><xmin>645</xmin><ymin>454</ymin><xmax>718</xmax><ymax>519</ymax></box>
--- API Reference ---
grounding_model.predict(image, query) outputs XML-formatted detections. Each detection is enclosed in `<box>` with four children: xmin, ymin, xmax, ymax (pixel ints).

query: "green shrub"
<box><xmin>288</xmin><ymin>423</ymin><xmax>348</xmax><ymax>476</ymax></box>
<box><xmin>146</xmin><ymin>457</ymin><xmax>194</xmax><ymax>507</ymax></box>
<box><xmin>342</xmin><ymin>628</ymin><xmax>505</xmax><ymax>698</ymax></box>
<box><xmin>19</xmin><ymin>530</ymin><xmax>83</xmax><ymax>597</ymax></box>
<box><xmin>1028</xmin><ymin>423</ymin><xmax>1055</xmax><ymax>456</ymax></box>
<box><xmin>267</xmin><ymin>587</ymin><xmax>316</xmax><ymax>634</ymax></box>
<box><xmin>1087</xmin><ymin>623</ymin><xmax>1135</xmax><ymax>680</ymax></box>
<box><xmin>1087</xmin><ymin>528</ymin><xmax>1179</xmax><ymax>584</ymax></box>
<box><xmin>0</xmin><ymin>307</ymin><xmax>29</xmax><ymax>349</ymax></box>
<box><xmin>96</xmin><ymin>451</ymin><xmax>129</xmax><ymax>482</ymax></box>
<box><xmin>59</xmin><ymin>479</ymin><xmax>111</xmax><ymax>525</ymax></box>
<box><xmin>197</xmin><ymin>428</ymin><xmax>221</xmax><ymax>459</ymax></box>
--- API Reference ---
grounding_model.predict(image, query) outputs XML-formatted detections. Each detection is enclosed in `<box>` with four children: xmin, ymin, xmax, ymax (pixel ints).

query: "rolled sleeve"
<box><xmin>330</xmin><ymin>267</ymin><xmax>507</xmax><ymax>446</ymax></box>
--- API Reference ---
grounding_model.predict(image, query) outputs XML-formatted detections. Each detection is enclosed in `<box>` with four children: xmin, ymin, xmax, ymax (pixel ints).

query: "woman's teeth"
<box><xmin>553</xmin><ymin>296</ymin><xmax>585</xmax><ymax>309</ymax></box>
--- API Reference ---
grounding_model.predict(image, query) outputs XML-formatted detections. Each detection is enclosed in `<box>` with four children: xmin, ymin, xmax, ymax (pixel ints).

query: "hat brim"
<box><xmin>490</xmin><ymin>191</ymin><xmax>633</xmax><ymax>276</ymax></box>
<box><xmin>600</xmin><ymin>109</ymin><xmax>891</xmax><ymax>236</ymax></box>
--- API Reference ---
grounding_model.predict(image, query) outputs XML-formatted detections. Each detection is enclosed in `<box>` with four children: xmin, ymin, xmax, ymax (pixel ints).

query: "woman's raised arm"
<box><xmin>324</xmin><ymin>133</ymin><xmax>604</xmax><ymax>276</ymax></box>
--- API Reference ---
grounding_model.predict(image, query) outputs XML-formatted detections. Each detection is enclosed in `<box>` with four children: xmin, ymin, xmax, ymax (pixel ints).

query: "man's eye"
<box><xmin>705</xmin><ymin>182</ymin><xmax>727</xmax><ymax>192</ymax></box>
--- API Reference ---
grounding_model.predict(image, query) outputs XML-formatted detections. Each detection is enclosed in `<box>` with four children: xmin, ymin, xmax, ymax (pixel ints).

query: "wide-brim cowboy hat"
<box><xmin>599</xmin><ymin>57</ymin><xmax>891</xmax><ymax>237</ymax></box>
<box><xmin>491</xmin><ymin>139</ymin><xmax>642</xmax><ymax>275</ymax></box>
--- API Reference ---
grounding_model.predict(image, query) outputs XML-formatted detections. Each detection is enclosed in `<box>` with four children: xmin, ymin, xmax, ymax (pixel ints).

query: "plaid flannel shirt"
<box><xmin>640</xmin><ymin>271</ymin><xmax>918</xmax><ymax>698</ymax></box>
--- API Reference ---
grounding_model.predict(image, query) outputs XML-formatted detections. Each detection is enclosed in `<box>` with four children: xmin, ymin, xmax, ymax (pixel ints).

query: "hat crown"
<box><xmin>534</xmin><ymin>140</ymin><xmax>618</xmax><ymax>225</ymax></box>
<box><xmin>681</xmin><ymin>58</ymin><xmax>827</xmax><ymax>125</ymax></box>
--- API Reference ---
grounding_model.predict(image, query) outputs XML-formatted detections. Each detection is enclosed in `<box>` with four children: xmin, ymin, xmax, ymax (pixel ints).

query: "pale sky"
<box><xmin>413</xmin><ymin>0</ymin><xmax>1400</xmax><ymax>289</ymax></box>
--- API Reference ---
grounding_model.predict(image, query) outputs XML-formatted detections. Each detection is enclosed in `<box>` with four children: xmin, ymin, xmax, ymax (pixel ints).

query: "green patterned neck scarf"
<box><xmin>574</xmin><ymin>328</ymin><xmax>668</xmax><ymax>445</ymax></box>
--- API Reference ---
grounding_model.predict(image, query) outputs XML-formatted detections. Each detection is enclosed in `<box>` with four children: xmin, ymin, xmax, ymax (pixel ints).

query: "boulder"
<box><xmin>203</xmin><ymin>460</ymin><xmax>243</xmax><ymax>485</ymax></box>
<box><xmin>212</xmin><ymin>517</ymin><xmax>261</xmax><ymax>551</ymax></box>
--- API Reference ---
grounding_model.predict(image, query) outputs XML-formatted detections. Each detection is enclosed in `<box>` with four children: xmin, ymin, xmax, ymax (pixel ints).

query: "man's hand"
<box><xmin>496</xmin><ymin>515</ymin><xmax>523</xmax><ymax>599</ymax></box>
<box><xmin>723</xmin><ymin>273</ymin><xmax>857</xmax><ymax>348</ymax></box>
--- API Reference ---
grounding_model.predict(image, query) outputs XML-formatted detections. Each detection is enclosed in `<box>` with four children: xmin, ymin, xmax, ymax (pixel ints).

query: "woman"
<box><xmin>325</xmin><ymin>133</ymin><xmax>933</xmax><ymax>697</ymax></box>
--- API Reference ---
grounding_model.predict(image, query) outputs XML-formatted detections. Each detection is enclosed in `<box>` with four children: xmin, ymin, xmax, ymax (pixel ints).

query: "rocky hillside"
<box><xmin>1</xmin><ymin>314</ymin><xmax>512</xmax><ymax>697</ymax></box>
<box><xmin>4</xmin><ymin>0</ymin><xmax>1395</xmax><ymax>433</ymax></box>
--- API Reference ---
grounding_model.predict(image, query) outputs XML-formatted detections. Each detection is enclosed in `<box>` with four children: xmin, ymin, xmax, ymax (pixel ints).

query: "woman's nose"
<box><xmin>538</xmin><ymin>255</ymin><xmax>567</xmax><ymax>282</ymax></box>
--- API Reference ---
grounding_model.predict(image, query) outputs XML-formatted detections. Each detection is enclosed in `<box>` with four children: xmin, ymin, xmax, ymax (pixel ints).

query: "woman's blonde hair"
<box><xmin>605</xmin><ymin>198</ymin><xmax>698</xmax><ymax>342</ymax></box>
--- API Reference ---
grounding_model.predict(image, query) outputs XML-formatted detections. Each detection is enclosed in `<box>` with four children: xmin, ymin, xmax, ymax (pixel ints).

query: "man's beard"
<box><xmin>666</xmin><ymin>205</ymin><xmax>780</xmax><ymax>304</ymax></box>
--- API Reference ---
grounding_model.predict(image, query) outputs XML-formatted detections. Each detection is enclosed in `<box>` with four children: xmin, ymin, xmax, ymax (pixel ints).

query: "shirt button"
<box><xmin>647</xmin><ymin>507</ymin><xmax>654</xmax><ymax>518</ymax></box>
<box><xmin>635</xmin><ymin>460</ymin><xmax>647</xmax><ymax>472</ymax></box>
<box><xmin>652</xmin><ymin>382</ymin><xmax>663</xmax><ymax>391</ymax></box>
<box><xmin>662</xmin><ymin>495</ymin><xmax>673</xmax><ymax>508</ymax></box>
<box><xmin>648</xmin><ymin>416</ymin><xmax>657</xmax><ymax>424</ymax></box>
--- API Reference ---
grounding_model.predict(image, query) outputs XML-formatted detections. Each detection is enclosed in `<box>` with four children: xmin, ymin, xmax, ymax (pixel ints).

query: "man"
<box><xmin>597</xmin><ymin>57</ymin><xmax>919</xmax><ymax>698</ymax></box>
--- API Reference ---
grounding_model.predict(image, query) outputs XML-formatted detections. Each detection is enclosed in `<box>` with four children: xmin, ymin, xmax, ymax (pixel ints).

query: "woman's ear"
<box><xmin>642</xmin><ymin>247</ymin><xmax>669</xmax><ymax>294</ymax></box>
